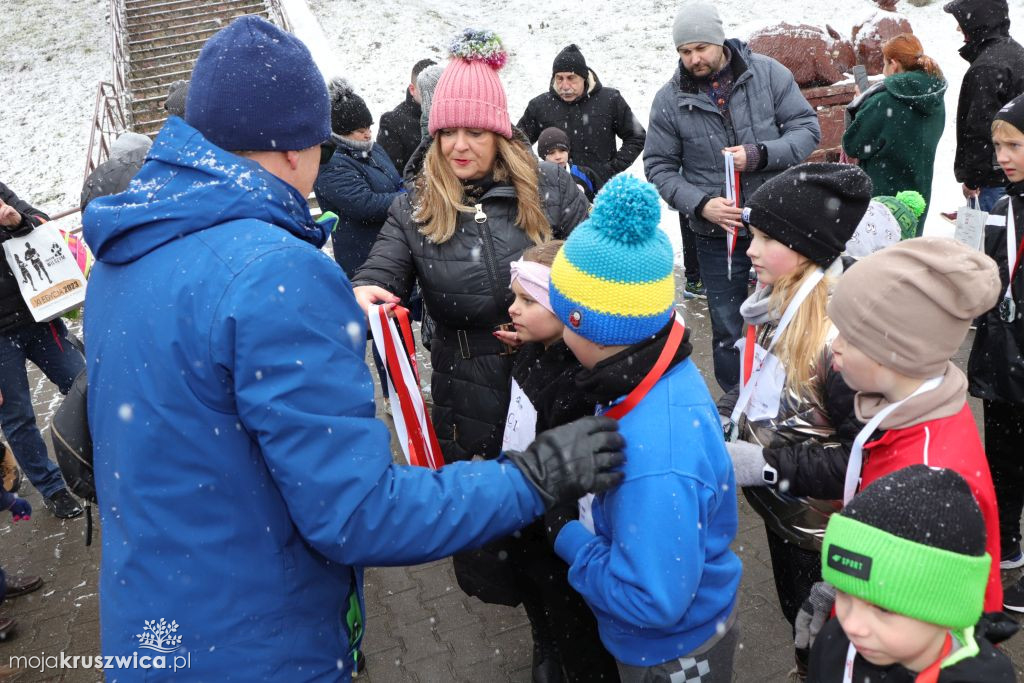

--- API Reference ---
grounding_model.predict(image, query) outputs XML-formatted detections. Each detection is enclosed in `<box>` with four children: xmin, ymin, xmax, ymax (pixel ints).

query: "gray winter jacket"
<box><xmin>644</xmin><ymin>40</ymin><xmax>820</xmax><ymax>237</ymax></box>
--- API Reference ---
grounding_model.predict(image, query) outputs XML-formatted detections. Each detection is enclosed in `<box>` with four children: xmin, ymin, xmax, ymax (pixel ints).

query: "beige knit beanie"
<box><xmin>828</xmin><ymin>237</ymin><xmax>1001</xmax><ymax>379</ymax></box>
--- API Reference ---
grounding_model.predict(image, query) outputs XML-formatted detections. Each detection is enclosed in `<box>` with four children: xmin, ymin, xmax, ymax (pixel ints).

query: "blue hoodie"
<box><xmin>554</xmin><ymin>359</ymin><xmax>741</xmax><ymax>666</ymax></box>
<box><xmin>82</xmin><ymin>117</ymin><xmax>543</xmax><ymax>681</ymax></box>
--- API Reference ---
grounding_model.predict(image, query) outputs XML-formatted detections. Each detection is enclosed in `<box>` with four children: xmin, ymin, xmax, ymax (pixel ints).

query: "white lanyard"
<box><xmin>843</xmin><ymin>642</ymin><xmax>857</xmax><ymax>683</ymax></box>
<box><xmin>730</xmin><ymin>268</ymin><xmax>825</xmax><ymax>426</ymax></box>
<box><xmin>1005</xmin><ymin>204</ymin><xmax>1019</xmax><ymax>301</ymax></box>
<box><xmin>842</xmin><ymin>376</ymin><xmax>943</xmax><ymax>504</ymax></box>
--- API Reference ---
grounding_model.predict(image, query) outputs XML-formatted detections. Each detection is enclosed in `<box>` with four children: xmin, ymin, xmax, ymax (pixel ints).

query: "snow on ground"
<box><xmin>0</xmin><ymin>0</ymin><xmax>109</xmax><ymax>214</ymax></box>
<box><xmin>1</xmin><ymin>0</ymin><xmax>1022</xmax><ymax>242</ymax></box>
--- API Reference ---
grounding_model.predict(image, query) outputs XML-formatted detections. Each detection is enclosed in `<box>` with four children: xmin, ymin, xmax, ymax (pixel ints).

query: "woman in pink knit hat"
<box><xmin>352</xmin><ymin>28</ymin><xmax>595</xmax><ymax>680</ymax></box>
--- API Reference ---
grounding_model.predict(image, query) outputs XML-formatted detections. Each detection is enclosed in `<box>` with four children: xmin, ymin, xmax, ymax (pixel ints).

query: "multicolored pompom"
<box><xmin>449</xmin><ymin>29</ymin><xmax>508</xmax><ymax>70</ymax></box>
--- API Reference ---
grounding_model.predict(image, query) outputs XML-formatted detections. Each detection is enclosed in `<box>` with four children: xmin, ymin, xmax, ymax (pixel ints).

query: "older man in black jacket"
<box><xmin>517</xmin><ymin>44</ymin><xmax>646</xmax><ymax>189</ymax></box>
<box><xmin>378</xmin><ymin>58</ymin><xmax>436</xmax><ymax>174</ymax></box>
<box><xmin>945</xmin><ymin>0</ymin><xmax>1024</xmax><ymax>211</ymax></box>
<box><xmin>0</xmin><ymin>182</ymin><xmax>84</xmax><ymax>519</ymax></box>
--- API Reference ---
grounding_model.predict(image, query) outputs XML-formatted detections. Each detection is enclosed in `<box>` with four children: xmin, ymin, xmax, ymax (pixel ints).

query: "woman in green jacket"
<box><xmin>843</xmin><ymin>34</ymin><xmax>946</xmax><ymax>234</ymax></box>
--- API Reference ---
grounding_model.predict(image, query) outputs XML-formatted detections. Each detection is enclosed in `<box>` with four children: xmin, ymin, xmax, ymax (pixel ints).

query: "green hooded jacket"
<box><xmin>843</xmin><ymin>70</ymin><xmax>947</xmax><ymax>230</ymax></box>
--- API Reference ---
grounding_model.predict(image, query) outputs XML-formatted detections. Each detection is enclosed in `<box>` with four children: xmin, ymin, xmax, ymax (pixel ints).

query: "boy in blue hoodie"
<box><xmin>547</xmin><ymin>174</ymin><xmax>742</xmax><ymax>681</ymax></box>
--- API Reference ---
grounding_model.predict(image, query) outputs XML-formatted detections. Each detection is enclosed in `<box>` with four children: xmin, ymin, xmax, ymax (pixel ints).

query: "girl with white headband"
<box><xmin>495</xmin><ymin>240</ymin><xmax>620</xmax><ymax>681</ymax></box>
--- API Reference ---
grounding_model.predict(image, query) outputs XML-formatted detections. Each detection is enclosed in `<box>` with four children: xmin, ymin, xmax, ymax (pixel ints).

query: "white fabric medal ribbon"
<box><xmin>841</xmin><ymin>375</ymin><xmax>943</xmax><ymax>505</ymax></box>
<box><xmin>1004</xmin><ymin>202</ymin><xmax>1018</xmax><ymax>306</ymax></box>
<box><xmin>724</xmin><ymin>151</ymin><xmax>740</xmax><ymax>280</ymax></box>
<box><xmin>729</xmin><ymin>268</ymin><xmax>825</xmax><ymax>427</ymax></box>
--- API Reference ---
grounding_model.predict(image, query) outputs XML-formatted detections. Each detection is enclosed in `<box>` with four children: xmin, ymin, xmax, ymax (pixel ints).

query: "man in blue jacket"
<box><xmin>644</xmin><ymin>1</ymin><xmax>820</xmax><ymax>392</ymax></box>
<box><xmin>82</xmin><ymin>17</ymin><xmax>624</xmax><ymax>682</ymax></box>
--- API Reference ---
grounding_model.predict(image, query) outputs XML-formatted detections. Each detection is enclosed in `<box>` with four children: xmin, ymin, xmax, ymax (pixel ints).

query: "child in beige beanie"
<box><xmin>827</xmin><ymin>236</ymin><xmax>1005</xmax><ymax>614</ymax></box>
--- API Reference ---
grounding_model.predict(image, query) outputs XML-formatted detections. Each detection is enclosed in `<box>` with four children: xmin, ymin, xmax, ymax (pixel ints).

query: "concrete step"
<box><xmin>126</xmin><ymin>1</ymin><xmax>264</xmax><ymax>29</ymax></box>
<box><xmin>130</xmin><ymin>47</ymin><xmax>201</xmax><ymax>73</ymax></box>
<box><xmin>129</xmin><ymin>12</ymin><xmax>244</xmax><ymax>40</ymax></box>
<box><xmin>128</xmin><ymin>35</ymin><xmax>210</xmax><ymax>60</ymax></box>
<box><xmin>129</xmin><ymin>25</ymin><xmax>221</xmax><ymax>51</ymax></box>
<box><xmin>125</xmin><ymin>0</ymin><xmax>244</xmax><ymax>19</ymax></box>
<box><xmin>130</xmin><ymin>67</ymin><xmax>194</xmax><ymax>96</ymax></box>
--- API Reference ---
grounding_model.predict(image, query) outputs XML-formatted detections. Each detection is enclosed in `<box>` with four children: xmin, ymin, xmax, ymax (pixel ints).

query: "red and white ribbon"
<box><xmin>724</xmin><ymin>151</ymin><xmax>741</xmax><ymax>280</ymax></box>
<box><xmin>367</xmin><ymin>305</ymin><xmax>442</xmax><ymax>470</ymax></box>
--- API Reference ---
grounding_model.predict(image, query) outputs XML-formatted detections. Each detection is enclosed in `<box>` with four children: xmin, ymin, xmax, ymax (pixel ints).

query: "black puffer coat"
<box><xmin>517</xmin><ymin>69</ymin><xmax>646</xmax><ymax>188</ymax></box>
<box><xmin>353</xmin><ymin>161</ymin><xmax>589</xmax><ymax>462</ymax></box>
<box><xmin>946</xmin><ymin>0</ymin><xmax>1024</xmax><ymax>188</ymax></box>
<box><xmin>969</xmin><ymin>183</ymin><xmax>1024</xmax><ymax>403</ymax></box>
<box><xmin>378</xmin><ymin>90</ymin><xmax>422</xmax><ymax>177</ymax></box>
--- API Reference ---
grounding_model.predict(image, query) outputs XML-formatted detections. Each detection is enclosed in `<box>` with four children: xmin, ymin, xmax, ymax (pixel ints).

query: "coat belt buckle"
<box><xmin>457</xmin><ymin>329</ymin><xmax>472</xmax><ymax>359</ymax></box>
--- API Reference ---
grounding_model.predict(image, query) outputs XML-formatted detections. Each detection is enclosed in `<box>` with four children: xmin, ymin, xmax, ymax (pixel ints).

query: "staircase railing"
<box><xmin>265</xmin><ymin>0</ymin><xmax>293</xmax><ymax>33</ymax></box>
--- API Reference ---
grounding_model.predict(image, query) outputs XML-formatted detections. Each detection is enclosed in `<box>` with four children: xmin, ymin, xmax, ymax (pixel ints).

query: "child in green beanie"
<box><xmin>808</xmin><ymin>465</ymin><xmax>1016</xmax><ymax>681</ymax></box>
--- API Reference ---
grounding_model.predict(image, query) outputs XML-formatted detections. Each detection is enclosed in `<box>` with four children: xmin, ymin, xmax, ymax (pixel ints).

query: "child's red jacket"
<box><xmin>860</xmin><ymin>403</ymin><xmax>1002</xmax><ymax>612</ymax></box>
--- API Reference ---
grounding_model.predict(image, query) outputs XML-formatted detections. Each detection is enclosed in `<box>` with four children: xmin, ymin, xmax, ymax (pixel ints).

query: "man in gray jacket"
<box><xmin>644</xmin><ymin>1</ymin><xmax>820</xmax><ymax>391</ymax></box>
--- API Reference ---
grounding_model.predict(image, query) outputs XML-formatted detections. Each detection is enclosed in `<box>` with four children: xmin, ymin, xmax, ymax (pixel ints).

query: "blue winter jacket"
<box><xmin>314</xmin><ymin>140</ymin><xmax>403</xmax><ymax>279</ymax></box>
<box><xmin>554</xmin><ymin>359</ymin><xmax>741</xmax><ymax>666</ymax></box>
<box><xmin>82</xmin><ymin>117</ymin><xmax>544</xmax><ymax>681</ymax></box>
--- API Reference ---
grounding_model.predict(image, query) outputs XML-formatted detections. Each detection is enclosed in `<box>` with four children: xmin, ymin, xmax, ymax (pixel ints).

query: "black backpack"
<box><xmin>51</xmin><ymin>369</ymin><xmax>96</xmax><ymax>542</ymax></box>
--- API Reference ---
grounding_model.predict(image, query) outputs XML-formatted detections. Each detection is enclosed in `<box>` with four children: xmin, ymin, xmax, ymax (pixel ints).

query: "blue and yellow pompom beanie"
<box><xmin>549</xmin><ymin>175</ymin><xmax>675</xmax><ymax>345</ymax></box>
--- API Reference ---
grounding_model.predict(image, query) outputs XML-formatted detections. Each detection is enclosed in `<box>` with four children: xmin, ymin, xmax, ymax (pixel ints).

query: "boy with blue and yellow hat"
<box><xmin>547</xmin><ymin>174</ymin><xmax>742</xmax><ymax>680</ymax></box>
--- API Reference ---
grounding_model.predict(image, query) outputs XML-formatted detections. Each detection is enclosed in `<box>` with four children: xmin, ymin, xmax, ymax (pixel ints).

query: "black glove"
<box><xmin>544</xmin><ymin>503</ymin><xmax>577</xmax><ymax>545</ymax></box>
<box><xmin>504</xmin><ymin>415</ymin><xmax>625</xmax><ymax>508</ymax></box>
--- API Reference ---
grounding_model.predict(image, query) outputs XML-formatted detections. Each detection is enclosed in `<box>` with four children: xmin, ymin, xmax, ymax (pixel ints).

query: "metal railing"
<box><xmin>264</xmin><ymin>0</ymin><xmax>293</xmax><ymax>33</ymax></box>
<box><xmin>83</xmin><ymin>81</ymin><xmax>129</xmax><ymax>186</ymax></box>
<box><xmin>109</xmin><ymin>0</ymin><xmax>132</xmax><ymax>128</ymax></box>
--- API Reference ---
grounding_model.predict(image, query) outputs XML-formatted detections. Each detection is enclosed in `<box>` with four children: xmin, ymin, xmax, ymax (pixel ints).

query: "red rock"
<box><xmin>852</xmin><ymin>12</ymin><xmax>914</xmax><ymax>74</ymax></box>
<box><xmin>750</xmin><ymin>23</ymin><xmax>857</xmax><ymax>87</ymax></box>
<box><xmin>801</xmin><ymin>83</ymin><xmax>858</xmax><ymax>162</ymax></box>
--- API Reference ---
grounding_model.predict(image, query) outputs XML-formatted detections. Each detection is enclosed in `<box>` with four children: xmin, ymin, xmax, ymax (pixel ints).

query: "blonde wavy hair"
<box><xmin>413</xmin><ymin>134</ymin><xmax>552</xmax><ymax>245</ymax></box>
<box><xmin>768</xmin><ymin>259</ymin><xmax>835</xmax><ymax>399</ymax></box>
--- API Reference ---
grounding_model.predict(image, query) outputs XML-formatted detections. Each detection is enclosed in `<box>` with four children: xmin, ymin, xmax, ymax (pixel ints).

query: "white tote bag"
<box><xmin>3</xmin><ymin>224</ymin><xmax>87</xmax><ymax>322</ymax></box>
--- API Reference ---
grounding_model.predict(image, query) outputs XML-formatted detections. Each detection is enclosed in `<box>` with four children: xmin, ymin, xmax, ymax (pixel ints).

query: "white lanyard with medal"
<box><xmin>999</xmin><ymin>202</ymin><xmax>1024</xmax><ymax>323</ymax></box>
<box><xmin>726</xmin><ymin>268</ymin><xmax>826</xmax><ymax>441</ymax></box>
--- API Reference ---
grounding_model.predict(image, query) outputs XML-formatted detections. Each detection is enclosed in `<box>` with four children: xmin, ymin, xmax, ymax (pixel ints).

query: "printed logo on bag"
<box><xmin>827</xmin><ymin>544</ymin><xmax>873</xmax><ymax>581</ymax></box>
<box><xmin>569</xmin><ymin>310</ymin><xmax>582</xmax><ymax>328</ymax></box>
<box><xmin>136</xmin><ymin>618</ymin><xmax>183</xmax><ymax>653</ymax></box>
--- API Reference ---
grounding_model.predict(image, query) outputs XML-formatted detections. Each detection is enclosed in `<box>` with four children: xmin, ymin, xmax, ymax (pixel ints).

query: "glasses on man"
<box><xmin>319</xmin><ymin>141</ymin><xmax>336</xmax><ymax>165</ymax></box>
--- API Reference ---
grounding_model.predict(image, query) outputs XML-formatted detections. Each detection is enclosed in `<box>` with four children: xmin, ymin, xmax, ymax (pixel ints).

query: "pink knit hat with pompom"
<box><xmin>429</xmin><ymin>29</ymin><xmax>512</xmax><ymax>139</ymax></box>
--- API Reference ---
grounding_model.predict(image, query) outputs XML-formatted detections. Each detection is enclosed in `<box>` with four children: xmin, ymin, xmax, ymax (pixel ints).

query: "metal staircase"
<box><xmin>122</xmin><ymin>0</ymin><xmax>274</xmax><ymax>135</ymax></box>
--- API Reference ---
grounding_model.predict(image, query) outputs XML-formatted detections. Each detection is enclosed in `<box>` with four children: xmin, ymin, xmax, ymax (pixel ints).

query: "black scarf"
<box><xmin>462</xmin><ymin>174</ymin><xmax>497</xmax><ymax>202</ymax></box>
<box><xmin>575</xmin><ymin>317</ymin><xmax>693</xmax><ymax>408</ymax></box>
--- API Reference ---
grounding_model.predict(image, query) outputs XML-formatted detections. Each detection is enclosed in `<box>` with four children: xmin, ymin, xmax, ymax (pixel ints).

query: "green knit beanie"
<box><xmin>821</xmin><ymin>466</ymin><xmax>990</xmax><ymax>629</ymax></box>
<box><xmin>875</xmin><ymin>190</ymin><xmax>926</xmax><ymax>241</ymax></box>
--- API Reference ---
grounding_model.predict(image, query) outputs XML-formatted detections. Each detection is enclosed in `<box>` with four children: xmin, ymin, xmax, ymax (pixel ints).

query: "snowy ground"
<box><xmin>1</xmin><ymin>0</ymin><xmax>1022</xmax><ymax>241</ymax></box>
<box><xmin>0</xmin><ymin>0</ymin><xmax>109</xmax><ymax>216</ymax></box>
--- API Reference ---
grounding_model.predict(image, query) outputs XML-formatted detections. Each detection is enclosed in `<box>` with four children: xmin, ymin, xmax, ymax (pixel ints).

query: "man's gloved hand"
<box><xmin>725</xmin><ymin>440</ymin><xmax>768</xmax><ymax>487</ymax></box>
<box><xmin>504</xmin><ymin>416</ymin><xmax>625</xmax><ymax>508</ymax></box>
<box><xmin>794</xmin><ymin>581</ymin><xmax>836</xmax><ymax>650</ymax></box>
<box><xmin>544</xmin><ymin>504</ymin><xmax>577</xmax><ymax>545</ymax></box>
<box><xmin>7</xmin><ymin>496</ymin><xmax>31</xmax><ymax>522</ymax></box>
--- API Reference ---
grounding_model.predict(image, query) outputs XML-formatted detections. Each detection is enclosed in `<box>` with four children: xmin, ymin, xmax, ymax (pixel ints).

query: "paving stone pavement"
<box><xmin>2</xmin><ymin>280</ymin><xmax>1024</xmax><ymax>682</ymax></box>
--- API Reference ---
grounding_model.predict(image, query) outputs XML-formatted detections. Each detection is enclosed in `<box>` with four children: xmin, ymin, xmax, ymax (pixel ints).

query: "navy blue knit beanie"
<box><xmin>186</xmin><ymin>16</ymin><xmax>330</xmax><ymax>152</ymax></box>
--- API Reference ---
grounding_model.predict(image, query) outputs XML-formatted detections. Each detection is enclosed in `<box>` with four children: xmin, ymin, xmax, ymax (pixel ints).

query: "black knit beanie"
<box><xmin>821</xmin><ymin>465</ymin><xmax>989</xmax><ymax>628</ymax></box>
<box><xmin>995</xmin><ymin>93</ymin><xmax>1024</xmax><ymax>134</ymax></box>
<box><xmin>329</xmin><ymin>78</ymin><xmax>373</xmax><ymax>135</ymax></box>
<box><xmin>742</xmin><ymin>162</ymin><xmax>873</xmax><ymax>268</ymax></box>
<box><xmin>552</xmin><ymin>44</ymin><xmax>589</xmax><ymax>80</ymax></box>
<box><xmin>538</xmin><ymin>127</ymin><xmax>570</xmax><ymax>159</ymax></box>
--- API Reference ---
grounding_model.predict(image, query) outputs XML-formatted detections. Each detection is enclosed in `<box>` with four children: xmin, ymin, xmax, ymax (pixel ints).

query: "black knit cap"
<box><xmin>538</xmin><ymin>127</ymin><xmax>570</xmax><ymax>158</ymax></box>
<box><xmin>843</xmin><ymin>465</ymin><xmax>986</xmax><ymax>555</ymax></box>
<box><xmin>995</xmin><ymin>93</ymin><xmax>1024</xmax><ymax>134</ymax></box>
<box><xmin>552</xmin><ymin>44</ymin><xmax>589</xmax><ymax>80</ymax></box>
<box><xmin>329</xmin><ymin>78</ymin><xmax>373</xmax><ymax>135</ymax></box>
<box><xmin>742</xmin><ymin>162</ymin><xmax>873</xmax><ymax>268</ymax></box>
